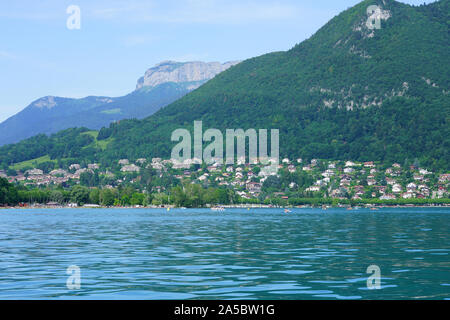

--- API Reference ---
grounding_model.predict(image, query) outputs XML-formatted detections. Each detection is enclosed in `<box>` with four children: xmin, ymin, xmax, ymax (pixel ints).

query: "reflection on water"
<box><xmin>0</xmin><ymin>207</ymin><xmax>448</xmax><ymax>299</ymax></box>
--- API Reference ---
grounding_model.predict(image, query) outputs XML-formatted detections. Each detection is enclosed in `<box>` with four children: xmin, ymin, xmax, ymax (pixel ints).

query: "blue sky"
<box><xmin>0</xmin><ymin>0</ymin><xmax>436</xmax><ymax>122</ymax></box>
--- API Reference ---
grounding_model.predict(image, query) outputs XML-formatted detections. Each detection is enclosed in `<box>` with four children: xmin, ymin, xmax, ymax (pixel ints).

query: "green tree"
<box><xmin>89</xmin><ymin>188</ymin><xmax>100</xmax><ymax>204</ymax></box>
<box><xmin>130</xmin><ymin>193</ymin><xmax>145</xmax><ymax>206</ymax></box>
<box><xmin>50</xmin><ymin>190</ymin><xmax>64</xmax><ymax>204</ymax></box>
<box><xmin>0</xmin><ymin>178</ymin><xmax>19</xmax><ymax>205</ymax></box>
<box><xmin>100</xmin><ymin>188</ymin><xmax>116</xmax><ymax>206</ymax></box>
<box><xmin>120</xmin><ymin>194</ymin><xmax>131</xmax><ymax>206</ymax></box>
<box><xmin>70</xmin><ymin>185</ymin><xmax>90</xmax><ymax>206</ymax></box>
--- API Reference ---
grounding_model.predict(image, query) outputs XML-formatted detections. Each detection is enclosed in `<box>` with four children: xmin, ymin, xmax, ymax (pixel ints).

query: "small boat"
<box><xmin>211</xmin><ymin>207</ymin><xmax>225</xmax><ymax>212</ymax></box>
<box><xmin>284</xmin><ymin>209</ymin><xmax>291</xmax><ymax>213</ymax></box>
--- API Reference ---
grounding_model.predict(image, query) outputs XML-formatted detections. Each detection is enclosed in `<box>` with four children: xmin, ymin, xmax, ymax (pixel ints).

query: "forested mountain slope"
<box><xmin>1</xmin><ymin>0</ymin><xmax>448</xmax><ymax>170</ymax></box>
<box><xmin>98</xmin><ymin>0</ymin><xmax>449</xmax><ymax>168</ymax></box>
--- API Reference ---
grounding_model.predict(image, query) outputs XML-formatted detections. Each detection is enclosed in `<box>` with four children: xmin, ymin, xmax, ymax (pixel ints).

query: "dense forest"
<box><xmin>0</xmin><ymin>178</ymin><xmax>19</xmax><ymax>205</ymax></box>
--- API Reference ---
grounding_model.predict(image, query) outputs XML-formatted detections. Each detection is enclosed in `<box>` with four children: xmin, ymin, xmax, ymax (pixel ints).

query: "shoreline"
<box><xmin>1</xmin><ymin>204</ymin><xmax>449</xmax><ymax>210</ymax></box>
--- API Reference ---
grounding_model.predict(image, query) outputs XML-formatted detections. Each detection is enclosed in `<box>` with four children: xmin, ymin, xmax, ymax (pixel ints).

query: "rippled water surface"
<box><xmin>0</xmin><ymin>207</ymin><xmax>449</xmax><ymax>299</ymax></box>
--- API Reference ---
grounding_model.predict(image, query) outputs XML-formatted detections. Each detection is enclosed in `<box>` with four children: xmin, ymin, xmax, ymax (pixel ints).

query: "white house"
<box><xmin>345</xmin><ymin>161</ymin><xmax>356</xmax><ymax>167</ymax></box>
<box><xmin>120</xmin><ymin>164</ymin><xmax>140</xmax><ymax>172</ymax></box>
<box><xmin>322</xmin><ymin>169</ymin><xmax>335</xmax><ymax>178</ymax></box>
<box><xmin>402</xmin><ymin>192</ymin><xmax>415</xmax><ymax>199</ymax></box>
<box><xmin>69</xmin><ymin>164</ymin><xmax>81</xmax><ymax>170</ymax></box>
<box><xmin>392</xmin><ymin>184</ymin><xmax>402</xmax><ymax>193</ymax></box>
<box><xmin>88</xmin><ymin>163</ymin><xmax>99</xmax><ymax>170</ymax></box>
<box><xmin>26</xmin><ymin>169</ymin><xmax>44</xmax><ymax>176</ymax></box>
<box><xmin>407</xmin><ymin>182</ymin><xmax>417</xmax><ymax>191</ymax></box>
<box><xmin>419</xmin><ymin>168</ymin><xmax>432</xmax><ymax>175</ymax></box>
<box><xmin>344</xmin><ymin>167</ymin><xmax>355</xmax><ymax>174</ymax></box>
<box><xmin>364</xmin><ymin>161</ymin><xmax>375</xmax><ymax>168</ymax></box>
<box><xmin>50</xmin><ymin>169</ymin><xmax>67</xmax><ymax>176</ymax></box>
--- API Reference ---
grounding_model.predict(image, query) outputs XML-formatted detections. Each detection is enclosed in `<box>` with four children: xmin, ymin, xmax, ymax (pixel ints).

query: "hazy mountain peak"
<box><xmin>135</xmin><ymin>60</ymin><xmax>241</xmax><ymax>90</ymax></box>
<box><xmin>0</xmin><ymin>60</ymin><xmax>240</xmax><ymax>145</ymax></box>
<box><xmin>32</xmin><ymin>96</ymin><xmax>58</xmax><ymax>109</ymax></box>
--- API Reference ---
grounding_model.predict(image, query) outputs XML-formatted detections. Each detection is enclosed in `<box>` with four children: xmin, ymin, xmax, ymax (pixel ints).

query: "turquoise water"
<box><xmin>0</xmin><ymin>207</ymin><xmax>448</xmax><ymax>300</ymax></box>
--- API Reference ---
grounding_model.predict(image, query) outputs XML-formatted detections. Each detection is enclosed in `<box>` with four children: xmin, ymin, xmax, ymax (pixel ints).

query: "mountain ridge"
<box><xmin>0</xmin><ymin>60</ymin><xmax>239</xmax><ymax>146</ymax></box>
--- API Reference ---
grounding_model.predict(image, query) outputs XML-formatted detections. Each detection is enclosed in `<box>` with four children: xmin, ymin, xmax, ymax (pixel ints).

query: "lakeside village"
<box><xmin>1</xmin><ymin>157</ymin><xmax>449</xmax><ymax>209</ymax></box>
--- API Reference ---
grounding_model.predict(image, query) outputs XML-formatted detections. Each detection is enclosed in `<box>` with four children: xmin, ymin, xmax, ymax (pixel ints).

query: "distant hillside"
<box><xmin>0</xmin><ymin>0</ymin><xmax>448</xmax><ymax>170</ymax></box>
<box><xmin>0</xmin><ymin>61</ymin><xmax>239</xmax><ymax>146</ymax></box>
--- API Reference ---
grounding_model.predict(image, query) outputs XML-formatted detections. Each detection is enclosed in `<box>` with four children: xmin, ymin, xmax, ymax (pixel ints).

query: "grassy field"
<box><xmin>82</xmin><ymin>131</ymin><xmax>113</xmax><ymax>150</ymax></box>
<box><xmin>81</xmin><ymin>131</ymin><xmax>99</xmax><ymax>139</ymax></box>
<box><xmin>101</xmin><ymin>108</ymin><xmax>121</xmax><ymax>115</ymax></box>
<box><xmin>96</xmin><ymin>138</ymin><xmax>113</xmax><ymax>150</ymax></box>
<box><xmin>10</xmin><ymin>131</ymin><xmax>113</xmax><ymax>170</ymax></box>
<box><xmin>11</xmin><ymin>155</ymin><xmax>56</xmax><ymax>170</ymax></box>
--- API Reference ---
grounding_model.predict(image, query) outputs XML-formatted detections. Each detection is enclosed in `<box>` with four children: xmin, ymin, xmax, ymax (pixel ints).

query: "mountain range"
<box><xmin>0</xmin><ymin>61</ymin><xmax>239</xmax><ymax>146</ymax></box>
<box><xmin>0</xmin><ymin>0</ymin><xmax>448</xmax><ymax>170</ymax></box>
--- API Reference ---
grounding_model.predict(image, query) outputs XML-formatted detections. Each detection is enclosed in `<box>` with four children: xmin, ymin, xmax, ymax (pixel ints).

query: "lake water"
<box><xmin>0</xmin><ymin>207</ymin><xmax>449</xmax><ymax>300</ymax></box>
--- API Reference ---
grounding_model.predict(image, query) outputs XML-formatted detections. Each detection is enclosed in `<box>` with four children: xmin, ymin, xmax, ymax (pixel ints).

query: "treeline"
<box><xmin>0</xmin><ymin>182</ymin><xmax>239</xmax><ymax>208</ymax></box>
<box><xmin>48</xmin><ymin>184</ymin><xmax>239</xmax><ymax>208</ymax></box>
<box><xmin>0</xmin><ymin>128</ymin><xmax>97</xmax><ymax>169</ymax></box>
<box><xmin>0</xmin><ymin>178</ymin><xmax>19</xmax><ymax>205</ymax></box>
<box><xmin>2</xmin><ymin>177</ymin><xmax>449</xmax><ymax>208</ymax></box>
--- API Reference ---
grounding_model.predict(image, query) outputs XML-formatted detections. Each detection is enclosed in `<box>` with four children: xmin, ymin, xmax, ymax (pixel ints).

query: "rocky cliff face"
<box><xmin>32</xmin><ymin>96</ymin><xmax>58</xmax><ymax>109</ymax></box>
<box><xmin>135</xmin><ymin>61</ymin><xmax>240</xmax><ymax>90</ymax></box>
